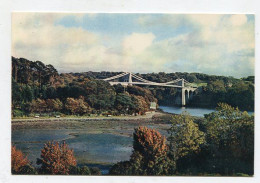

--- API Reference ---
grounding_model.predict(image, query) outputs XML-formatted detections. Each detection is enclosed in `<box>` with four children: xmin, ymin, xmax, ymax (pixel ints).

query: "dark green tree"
<box><xmin>204</xmin><ymin>103</ymin><xmax>254</xmax><ymax>175</ymax></box>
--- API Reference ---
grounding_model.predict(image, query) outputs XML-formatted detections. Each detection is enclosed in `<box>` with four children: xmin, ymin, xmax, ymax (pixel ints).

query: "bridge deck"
<box><xmin>109</xmin><ymin>81</ymin><xmax>196</xmax><ymax>90</ymax></box>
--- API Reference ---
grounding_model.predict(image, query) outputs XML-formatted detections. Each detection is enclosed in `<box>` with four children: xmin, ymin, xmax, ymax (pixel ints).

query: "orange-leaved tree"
<box><xmin>133</xmin><ymin>126</ymin><xmax>168</xmax><ymax>158</ymax></box>
<box><xmin>11</xmin><ymin>145</ymin><xmax>30</xmax><ymax>174</ymax></box>
<box><xmin>110</xmin><ymin>126</ymin><xmax>176</xmax><ymax>175</ymax></box>
<box><xmin>37</xmin><ymin>141</ymin><xmax>76</xmax><ymax>175</ymax></box>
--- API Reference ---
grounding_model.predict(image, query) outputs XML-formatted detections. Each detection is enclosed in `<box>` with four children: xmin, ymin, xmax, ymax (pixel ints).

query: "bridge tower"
<box><xmin>178</xmin><ymin>79</ymin><xmax>195</xmax><ymax>106</ymax></box>
<box><xmin>181</xmin><ymin>79</ymin><xmax>186</xmax><ymax>106</ymax></box>
<box><xmin>128</xmin><ymin>72</ymin><xmax>132</xmax><ymax>86</ymax></box>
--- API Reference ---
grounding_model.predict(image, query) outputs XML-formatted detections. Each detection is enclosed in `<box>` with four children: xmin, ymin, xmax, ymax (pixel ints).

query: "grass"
<box><xmin>194</xmin><ymin>82</ymin><xmax>207</xmax><ymax>87</ymax></box>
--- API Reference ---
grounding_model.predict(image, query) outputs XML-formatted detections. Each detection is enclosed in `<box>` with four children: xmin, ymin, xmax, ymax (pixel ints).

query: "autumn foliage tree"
<box><xmin>109</xmin><ymin>126</ymin><xmax>176</xmax><ymax>175</ymax></box>
<box><xmin>37</xmin><ymin>141</ymin><xmax>77</xmax><ymax>175</ymax></box>
<box><xmin>45</xmin><ymin>98</ymin><xmax>63</xmax><ymax>112</ymax></box>
<box><xmin>65</xmin><ymin>96</ymin><xmax>92</xmax><ymax>115</ymax></box>
<box><xmin>29</xmin><ymin>98</ymin><xmax>47</xmax><ymax>114</ymax></box>
<box><xmin>11</xmin><ymin>146</ymin><xmax>32</xmax><ymax>174</ymax></box>
<box><xmin>131</xmin><ymin>95</ymin><xmax>149</xmax><ymax>115</ymax></box>
<box><xmin>133</xmin><ymin>126</ymin><xmax>167</xmax><ymax>158</ymax></box>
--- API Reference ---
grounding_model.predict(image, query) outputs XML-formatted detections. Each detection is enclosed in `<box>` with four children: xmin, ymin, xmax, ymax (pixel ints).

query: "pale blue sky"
<box><xmin>55</xmin><ymin>14</ymin><xmax>193</xmax><ymax>41</ymax></box>
<box><xmin>12</xmin><ymin>13</ymin><xmax>255</xmax><ymax>78</ymax></box>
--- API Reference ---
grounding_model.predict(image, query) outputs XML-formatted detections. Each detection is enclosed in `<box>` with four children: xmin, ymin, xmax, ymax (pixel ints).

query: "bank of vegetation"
<box><xmin>12</xmin><ymin>103</ymin><xmax>254</xmax><ymax>176</ymax></box>
<box><xmin>12</xmin><ymin>57</ymin><xmax>254</xmax><ymax>118</ymax></box>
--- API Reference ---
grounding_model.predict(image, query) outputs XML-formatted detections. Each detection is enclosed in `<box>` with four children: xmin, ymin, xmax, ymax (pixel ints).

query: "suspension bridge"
<box><xmin>103</xmin><ymin>72</ymin><xmax>197</xmax><ymax>106</ymax></box>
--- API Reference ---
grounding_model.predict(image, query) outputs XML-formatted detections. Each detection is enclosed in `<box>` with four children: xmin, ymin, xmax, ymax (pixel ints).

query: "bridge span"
<box><xmin>103</xmin><ymin>72</ymin><xmax>197</xmax><ymax>106</ymax></box>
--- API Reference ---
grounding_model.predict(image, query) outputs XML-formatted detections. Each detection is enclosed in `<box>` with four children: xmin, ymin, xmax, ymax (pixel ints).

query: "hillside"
<box><xmin>12</xmin><ymin>57</ymin><xmax>254</xmax><ymax>118</ymax></box>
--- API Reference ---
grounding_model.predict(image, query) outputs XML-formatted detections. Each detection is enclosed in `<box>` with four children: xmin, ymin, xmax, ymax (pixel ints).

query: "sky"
<box><xmin>12</xmin><ymin>13</ymin><xmax>255</xmax><ymax>78</ymax></box>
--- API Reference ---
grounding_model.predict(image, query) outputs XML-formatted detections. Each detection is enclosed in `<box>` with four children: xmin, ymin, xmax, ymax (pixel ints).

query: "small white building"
<box><xmin>150</xmin><ymin>102</ymin><xmax>157</xmax><ymax>110</ymax></box>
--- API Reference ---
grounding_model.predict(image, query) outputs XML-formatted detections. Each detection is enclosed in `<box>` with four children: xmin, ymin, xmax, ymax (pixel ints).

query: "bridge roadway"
<box><xmin>109</xmin><ymin>81</ymin><xmax>183</xmax><ymax>88</ymax></box>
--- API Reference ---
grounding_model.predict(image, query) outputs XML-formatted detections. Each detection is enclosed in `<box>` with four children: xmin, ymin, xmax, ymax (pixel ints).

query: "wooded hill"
<box><xmin>12</xmin><ymin>57</ymin><xmax>157</xmax><ymax>117</ymax></box>
<box><xmin>12</xmin><ymin>57</ymin><xmax>254</xmax><ymax>117</ymax></box>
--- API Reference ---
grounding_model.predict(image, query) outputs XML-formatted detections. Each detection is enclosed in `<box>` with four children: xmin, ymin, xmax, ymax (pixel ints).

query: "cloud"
<box><xmin>188</xmin><ymin>14</ymin><xmax>222</xmax><ymax>28</ymax></box>
<box><xmin>122</xmin><ymin>32</ymin><xmax>155</xmax><ymax>55</ymax></box>
<box><xmin>126</xmin><ymin>14</ymin><xmax>254</xmax><ymax>77</ymax></box>
<box><xmin>12</xmin><ymin>13</ymin><xmax>101</xmax><ymax>72</ymax></box>
<box><xmin>12</xmin><ymin>13</ymin><xmax>254</xmax><ymax>78</ymax></box>
<box><xmin>229</xmin><ymin>14</ymin><xmax>247</xmax><ymax>26</ymax></box>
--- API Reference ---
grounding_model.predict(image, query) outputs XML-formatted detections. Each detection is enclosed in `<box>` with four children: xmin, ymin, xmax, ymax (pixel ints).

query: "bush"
<box><xmin>109</xmin><ymin>161</ymin><xmax>133</xmax><ymax>175</ymax></box>
<box><xmin>17</xmin><ymin>165</ymin><xmax>37</xmax><ymax>175</ymax></box>
<box><xmin>13</xmin><ymin>109</ymin><xmax>24</xmax><ymax>117</ymax></box>
<box><xmin>90</xmin><ymin>167</ymin><xmax>101</xmax><ymax>175</ymax></box>
<box><xmin>37</xmin><ymin>141</ymin><xmax>77</xmax><ymax>175</ymax></box>
<box><xmin>69</xmin><ymin>165</ymin><xmax>91</xmax><ymax>175</ymax></box>
<box><xmin>80</xmin><ymin>166</ymin><xmax>91</xmax><ymax>175</ymax></box>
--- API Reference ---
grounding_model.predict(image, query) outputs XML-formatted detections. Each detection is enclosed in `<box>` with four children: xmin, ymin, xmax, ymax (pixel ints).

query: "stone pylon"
<box><xmin>128</xmin><ymin>72</ymin><xmax>132</xmax><ymax>86</ymax></box>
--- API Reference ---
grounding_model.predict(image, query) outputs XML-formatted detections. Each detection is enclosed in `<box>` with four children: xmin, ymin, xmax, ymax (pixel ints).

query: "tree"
<box><xmin>37</xmin><ymin>141</ymin><xmax>77</xmax><ymax>175</ymax></box>
<box><xmin>29</xmin><ymin>98</ymin><xmax>47</xmax><ymax>114</ymax></box>
<box><xmin>109</xmin><ymin>127</ymin><xmax>176</xmax><ymax>175</ymax></box>
<box><xmin>22</xmin><ymin>85</ymin><xmax>34</xmax><ymax>103</ymax></box>
<box><xmin>204</xmin><ymin>103</ymin><xmax>254</xmax><ymax>175</ymax></box>
<box><xmin>46</xmin><ymin>98</ymin><xmax>63</xmax><ymax>112</ymax></box>
<box><xmin>115</xmin><ymin>93</ymin><xmax>135</xmax><ymax>114</ymax></box>
<box><xmin>11</xmin><ymin>146</ymin><xmax>30</xmax><ymax>174</ymax></box>
<box><xmin>12</xmin><ymin>79</ymin><xmax>22</xmax><ymax>108</ymax></box>
<box><xmin>45</xmin><ymin>87</ymin><xmax>57</xmax><ymax>99</ymax></box>
<box><xmin>133</xmin><ymin>126</ymin><xmax>167</xmax><ymax>158</ymax></box>
<box><xmin>131</xmin><ymin>95</ymin><xmax>149</xmax><ymax>115</ymax></box>
<box><xmin>168</xmin><ymin>112</ymin><xmax>205</xmax><ymax>159</ymax></box>
<box><xmin>65</xmin><ymin>96</ymin><xmax>91</xmax><ymax>115</ymax></box>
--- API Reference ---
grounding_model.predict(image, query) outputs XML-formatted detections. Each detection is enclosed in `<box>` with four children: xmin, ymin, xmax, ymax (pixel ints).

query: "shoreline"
<box><xmin>11</xmin><ymin>111</ymin><xmax>173</xmax><ymax>131</ymax></box>
<box><xmin>12</xmin><ymin>111</ymin><xmax>166</xmax><ymax>123</ymax></box>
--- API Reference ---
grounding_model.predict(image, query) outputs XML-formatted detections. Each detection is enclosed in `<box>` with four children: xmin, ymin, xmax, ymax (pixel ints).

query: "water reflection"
<box><xmin>159</xmin><ymin>105</ymin><xmax>254</xmax><ymax>117</ymax></box>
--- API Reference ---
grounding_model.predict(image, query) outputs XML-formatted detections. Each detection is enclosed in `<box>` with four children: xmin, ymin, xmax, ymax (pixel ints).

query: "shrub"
<box><xmin>13</xmin><ymin>109</ymin><xmax>24</xmax><ymax>117</ymax></box>
<box><xmin>69</xmin><ymin>166</ymin><xmax>91</xmax><ymax>175</ymax></box>
<box><xmin>90</xmin><ymin>167</ymin><xmax>101</xmax><ymax>175</ymax></box>
<box><xmin>17</xmin><ymin>165</ymin><xmax>37</xmax><ymax>175</ymax></box>
<box><xmin>109</xmin><ymin>161</ymin><xmax>133</xmax><ymax>175</ymax></box>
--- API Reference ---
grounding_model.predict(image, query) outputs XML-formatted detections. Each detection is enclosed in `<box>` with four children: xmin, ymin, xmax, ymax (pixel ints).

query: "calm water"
<box><xmin>12</xmin><ymin>129</ymin><xmax>133</xmax><ymax>174</ymax></box>
<box><xmin>159</xmin><ymin>105</ymin><xmax>254</xmax><ymax>117</ymax></box>
<box><xmin>159</xmin><ymin>106</ymin><xmax>215</xmax><ymax>117</ymax></box>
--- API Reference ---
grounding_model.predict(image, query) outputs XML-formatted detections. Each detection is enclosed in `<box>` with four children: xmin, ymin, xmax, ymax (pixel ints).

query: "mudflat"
<box><xmin>12</xmin><ymin>111</ymin><xmax>172</xmax><ymax>137</ymax></box>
